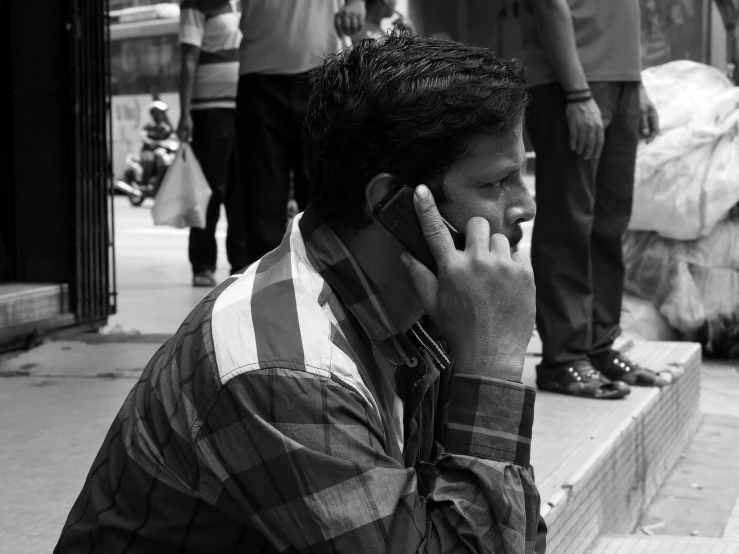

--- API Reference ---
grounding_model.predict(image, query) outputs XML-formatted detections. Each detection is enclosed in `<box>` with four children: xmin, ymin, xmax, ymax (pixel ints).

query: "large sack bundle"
<box><xmin>623</xmin><ymin>219</ymin><xmax>739</xmax><ymax>358</ymax></box>
<box><xmin>630</xmin><ymin>61</ymin><xmax>739</xmax><ymax>240</ymax></box>
<box><xmin>640</xmin><ymin>61</ymin><xmax>734</xmax><ymax>133</ymax></box>
<box><xmin>620</xmin><ymin>293</ymin><xmax>680</xmax><ymax>342</ymax></box>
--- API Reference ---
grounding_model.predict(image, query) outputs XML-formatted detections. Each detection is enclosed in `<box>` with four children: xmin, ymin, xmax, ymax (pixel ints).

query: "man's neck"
<box><xmin>337</xmin><ymin>223</ymin><xmax>424</xmax><ymax>334</ymax></box>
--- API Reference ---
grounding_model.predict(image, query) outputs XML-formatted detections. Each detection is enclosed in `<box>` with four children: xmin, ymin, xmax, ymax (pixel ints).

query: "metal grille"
<box><xmin>0</xmin><ymin>0</ymin><xmax>13</xmax><ymax>282</ymax></box>
<box><xmin>70</xmin><ymin>0</ymin><xmax>117</xmax><ymax>321</ymax></box>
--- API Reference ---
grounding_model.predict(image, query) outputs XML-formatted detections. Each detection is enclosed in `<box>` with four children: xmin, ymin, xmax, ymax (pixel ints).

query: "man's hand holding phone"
<box><xmin>400</xmin><ymin>185</ymin><xmax>535</xmax><ymax>383</ymax></box>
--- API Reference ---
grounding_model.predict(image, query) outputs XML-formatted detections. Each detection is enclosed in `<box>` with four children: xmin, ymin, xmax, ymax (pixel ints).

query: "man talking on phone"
<box><xmin>55</xmin><ymin>33</ymin><xmax>545</xmax><ymax>553</ymax></box>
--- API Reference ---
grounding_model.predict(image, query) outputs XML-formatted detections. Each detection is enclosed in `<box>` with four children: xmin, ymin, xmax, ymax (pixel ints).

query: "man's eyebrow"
<box><xmin>478</xmin><ymin>164</ymin><xmax>522</xmax><ymax>182</ymax></box>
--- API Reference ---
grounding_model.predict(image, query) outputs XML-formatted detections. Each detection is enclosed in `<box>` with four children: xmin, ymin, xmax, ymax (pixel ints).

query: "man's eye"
<box><xmin>484</xmin><ymin>181</ymin><xmax>502</xmax><ymax>188</ymax></box>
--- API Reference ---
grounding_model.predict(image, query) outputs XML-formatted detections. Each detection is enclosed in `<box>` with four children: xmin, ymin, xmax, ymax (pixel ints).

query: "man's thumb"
<box><xmin>400</xmin><ymin>252</ymin><xmax>438</xmax><ymax>316</ymax></box>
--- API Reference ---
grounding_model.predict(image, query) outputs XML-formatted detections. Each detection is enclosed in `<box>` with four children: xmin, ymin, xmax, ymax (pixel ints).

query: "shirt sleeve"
<box><xmin>179</xmin><ymin>6</ymin><xmax>205</xmax><ymax>47</ymax></box>
<box><xmin>445</xmin><ymin>373</ymin><xmax>535</xmax><ymax>466</ymax></box>
<box><xmin>194</xmin><ymin>367</ymin><xmax>545</xmax><ymax>553</ymax></box>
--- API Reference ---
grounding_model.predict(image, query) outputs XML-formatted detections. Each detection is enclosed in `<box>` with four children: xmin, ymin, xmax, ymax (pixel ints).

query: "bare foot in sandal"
<box><xmin>536</xmin><ymin>360</ymin><xmax>631</xmax><ymax>399</ymax></box>
<box><xmin>590</xmin><ymin>349</ymin><xmax>672</xmax><ymax>387</ymax></box>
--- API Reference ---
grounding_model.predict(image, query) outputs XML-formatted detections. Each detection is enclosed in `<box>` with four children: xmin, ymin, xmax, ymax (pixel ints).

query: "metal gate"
<box><xmin>70</xmin><ymin>0</ymin><xmax>117</xmax><ymax>322</ymax></box>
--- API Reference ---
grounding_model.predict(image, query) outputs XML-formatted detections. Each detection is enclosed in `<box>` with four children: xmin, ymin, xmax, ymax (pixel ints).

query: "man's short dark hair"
<box><xmin>303</xmin><ymin>32</ymin><xmax>528</xmax><ymax>230</ymax></box>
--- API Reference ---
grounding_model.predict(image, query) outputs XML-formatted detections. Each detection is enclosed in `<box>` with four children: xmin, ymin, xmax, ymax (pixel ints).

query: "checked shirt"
<box><xmin>55</xmin><ymin>206</ymin><xmax>546</xmax><ymax>553</ymax></box>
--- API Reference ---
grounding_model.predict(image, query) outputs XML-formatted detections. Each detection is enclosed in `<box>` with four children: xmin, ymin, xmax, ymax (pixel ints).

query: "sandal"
<box><xmin>590</xmin><ymin>349</ymin><xmax>672</xmax><ymax>387</ymax></box>
<box><xmin>536</xmin><ymin>360</ymin><xmax>631</xmax><ymax>399</ymax></box>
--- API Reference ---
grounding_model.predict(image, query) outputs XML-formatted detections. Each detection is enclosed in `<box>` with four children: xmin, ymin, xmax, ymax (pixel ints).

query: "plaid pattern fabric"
<box><xmin>55</xmin><ymin>206</ymin><xmax>546</xmax><ymax>553</ymax></box>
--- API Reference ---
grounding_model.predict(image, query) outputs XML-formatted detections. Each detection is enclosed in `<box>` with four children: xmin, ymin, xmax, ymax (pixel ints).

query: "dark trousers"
<box><xmin>527</xmin><ymin>82</ymin><xmax>640</xmax><ymax>365</ymax></box>
<box><xmin>188</xmin><ymin>108</ymin><xmax>247</xmax><ymax>274</ymax></box>
<box><xmin>236</xmin><ymin>72</ymin><xmax>311</xmax><ymax>264</ymax></box>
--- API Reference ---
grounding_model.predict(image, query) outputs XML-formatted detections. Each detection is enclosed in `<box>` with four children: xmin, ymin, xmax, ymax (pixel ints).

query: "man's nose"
<box><xmin>508</xmin><ymin>186</ymin><xmax>536</xmax><ymax>225</ymax></box>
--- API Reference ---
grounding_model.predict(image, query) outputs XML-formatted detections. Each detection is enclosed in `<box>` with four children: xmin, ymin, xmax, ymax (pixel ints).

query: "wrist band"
<box><xmin>565</xmin><ymin>88</ymin><xmax>590</xmax><ymax>96</ymax></box>
<box><xmin>565</xmin><ymin>95</ymin><xmax>593</xmax><ymax>104</ymax></box>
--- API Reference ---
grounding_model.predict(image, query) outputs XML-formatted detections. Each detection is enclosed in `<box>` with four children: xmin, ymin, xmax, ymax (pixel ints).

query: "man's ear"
<box><xmin>363</xmin><ymin>173</ymin><xmax>395</xmax><ymax>219</ymax></box>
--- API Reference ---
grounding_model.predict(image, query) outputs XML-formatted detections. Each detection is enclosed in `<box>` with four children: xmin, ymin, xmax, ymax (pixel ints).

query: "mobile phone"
<box><xmin>372</xmin><ymin>186</ymin><xmax>465</xmax><ymax>274</ymax></box>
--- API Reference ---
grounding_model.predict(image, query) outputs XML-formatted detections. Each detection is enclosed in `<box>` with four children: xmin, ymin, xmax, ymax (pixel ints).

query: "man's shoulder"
<box><xmin>209</xmin><ymin>227</ymin><xmax>371</xmax><ymax>399</ymax></box>
<box><xmin>211</xmin><ymin>256</ymin><xmax>334</xmax><ymax>383</ymax></box>
<box><xmin>135</xmin><ymin>223</ymin><xmax>378</xmax><ymax>427</ymax></box>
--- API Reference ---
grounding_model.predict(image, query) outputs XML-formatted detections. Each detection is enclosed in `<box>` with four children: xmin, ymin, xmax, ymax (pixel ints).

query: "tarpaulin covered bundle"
<box><xmin>623</xmin><ymin>218</ymin><xmax>739</xmax><ymax>358</ymax></box>
<box><xmin>624</xmin><ymin>61</ymin><xmax>739</xmax><ymax>357</ymax></box>
<box><xmin>630</xmin><ymin>61</ymin><xmax>739</xmax><ymax>240</ymax></box>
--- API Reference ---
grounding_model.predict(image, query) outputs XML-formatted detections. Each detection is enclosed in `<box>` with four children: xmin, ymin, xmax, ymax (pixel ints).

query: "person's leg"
<box><xmin>139</xmin><ymin>149</ymin><xmax>155</xmax><ymax>183</ymax></box>
<box><xmin>236</xmin><ymin>73</ymin><xmax>293</xmax><ymax>264</ymax></box>
<box><xmin>188</xmin><ymin>109</ymin><xmax>232</xmax><ymax>277</ymax></box>
<box><xmin>288</xmin><ymin>72</ymin><xmax>312</xmax><ymax>212</ymax></box>
<box><xmin>528</xmin><ymin>84</ymin><xmax>599</xmax><ymax>366</ymax></box>
<box><xmin>224</xmin><ymin>123</ymin><xmax>248</xmax><ymax>274</ymax></box>
<box><xmin>235</xmin><ymin>74</ymin><xmax>253</xmax><ymax>263</ymax></box>
<box><xmin>588</xmin><ymin>83</ymin><xmax>669</xmax><ymax>387</ymax></box>
<box><xmin>590</xmin><ymin>82</ymin><xmax>640</xmax><ymax>355</ymax></box>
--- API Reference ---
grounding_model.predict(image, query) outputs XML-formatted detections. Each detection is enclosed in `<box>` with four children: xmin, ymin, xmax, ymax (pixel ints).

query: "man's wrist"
<box><xmin>453</xmin><ymin>354</ymin><xmax>524</xmax><ymax>383</ymax></box>
<box><xmin>564</xmin><ymin>88</ymin><xmax>592</xmax><ymax>104</ymax></box>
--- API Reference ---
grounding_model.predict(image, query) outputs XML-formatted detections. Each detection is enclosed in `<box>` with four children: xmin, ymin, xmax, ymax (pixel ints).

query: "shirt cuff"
<box><xmin>444</xmin><ymin>373</ymin><xmax>536</xmax><ymax>467</ymax></box>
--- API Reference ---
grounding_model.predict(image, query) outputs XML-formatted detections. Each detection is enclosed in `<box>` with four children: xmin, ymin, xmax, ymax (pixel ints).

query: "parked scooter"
<box><xmin>115</xmin><ymin>137</ymin><xmax>179</xmax><ymax>206</ymax></box>
<box><xmin>114</xmin><ymin>101</ymin><xmax>179</xmax><ymax>206</ymax></box>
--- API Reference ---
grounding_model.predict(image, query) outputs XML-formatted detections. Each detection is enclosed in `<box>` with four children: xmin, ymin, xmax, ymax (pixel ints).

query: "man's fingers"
<box><xmin>334</xmin><ymin>12</ymin><xmax>349</xmax><ymax>36</ymax></box>
<box><xmin>592</xmin><ymin>123</ymin><xmax>605</xmax><ymax>160</ymax></box>
<box><xmin>583</xmin><ymin>124</ymin><xmax>597</xmax><ymax>159</ymax></box>
<box><xmin>489</xmin><ymin>233</ymin><xmax>512</xmax><ymax>258</ymax></box>
<box><xmin>511</xmin><ymin>251</ymin><xmax>532</xmax><ymax>267</ymax></box>
<box><xmin>568</xmin><ymin>118</ymin><xmax>578</xmax><ymax>152</ymax></box>
<box><xmin>640</xmin><ymin>109</ymin><xmax>650</xmax><ymax>139</ymax></box>
<box><xmin>401</xmin><ymin>252</ymin><xmax>438</xmax><ymax>318</ymax></box>
<box><xmin>352</xmin><ymin>13</ymin><xmax>363</xmax><ymax>34</ymax></box>
<box><xmin>335</xmin><ymin>11</ymin><xmax>363</xmax><ymax>36</ymax></box>
<box><xmin>648</xmin><ymin>108</ymin><xmax>660</xmax><ymax>141</ymax></box>
<box><xmin>465</xmin><ymin>217</ymin><xmax>490</xmax><ymax>256</ymax></box>
<box><xmin>412</xmin><ymin>185</ymin><xmax>456</xmax><ymax>264</ymax></box>
<box><xmin>576</xmin><ymin>122</ymin><xmax>590</xmax><ymax>156</ymax></box>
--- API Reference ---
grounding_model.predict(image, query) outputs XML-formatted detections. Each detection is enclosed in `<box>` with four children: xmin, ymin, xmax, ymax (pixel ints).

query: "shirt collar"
<box><xmin>298</xmin><ymin>206</ymin><xmax>417</xmax><ymax>367</ymax></box>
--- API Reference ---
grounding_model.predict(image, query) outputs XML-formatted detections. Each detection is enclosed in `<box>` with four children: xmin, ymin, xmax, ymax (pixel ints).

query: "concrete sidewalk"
<box><xmin>0</xmin><ymin>339</ymin><xmax>157</xmax><ymax>553</ymax></box>
<box><xmin>107</xmin><ymin>196</ymin><xmax>230</xmax><ymax>334</ymax></box>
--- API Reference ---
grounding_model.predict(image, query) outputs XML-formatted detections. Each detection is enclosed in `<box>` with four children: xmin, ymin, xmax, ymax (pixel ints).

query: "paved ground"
<box><xmin>590</xmin><ymin>535</ymin><xmax>739</xmax><ymax>553</ymax></box>
<box><xmin>107</xmin><ymin>195</ymin><xmax>231</xmax><ymax>334</ymax></box>
<box><xmin>635</xmin><ymin>360</ymin><xmax>739</xmax><ymax>540</ymax></box>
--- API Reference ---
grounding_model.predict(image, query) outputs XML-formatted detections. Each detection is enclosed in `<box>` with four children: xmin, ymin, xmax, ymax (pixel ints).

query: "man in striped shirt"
<box><xmin>178</xmin><ymin>0</ymin><xmax>246</xmax><ymax>287</ymax></box>
<box><xmin>55</xmin><ymin>34</ymin><xmax>546</xmax><ymax>553</ymax></box>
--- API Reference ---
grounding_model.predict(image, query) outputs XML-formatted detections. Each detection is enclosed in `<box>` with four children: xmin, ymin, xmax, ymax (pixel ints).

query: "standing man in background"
<box><xmin>236</xmin><ymin>0</ymin><xmax>366</xmax><ymax>264</ymax></box>
<box><xmin>522</xmin><ymin>0</ymin><xmax>663</xmax><ymax>399</ymax></box>
<box><xmin>178</xmin><ymin>0</ymin><xmax>247</xmax><ymax>287</ymax></box>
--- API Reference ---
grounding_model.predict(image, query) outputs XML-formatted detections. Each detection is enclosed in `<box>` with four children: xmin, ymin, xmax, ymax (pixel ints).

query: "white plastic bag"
<box><xmin>658</xmin><ymin>261</ymin><xmax>706</xmax><ymax>333</ymax></box>
<box><xmin>621</xmin><ymin>293</ymin><xmax>680</xmax><ymax>342</ymax></box>
<box><xmin>639</xmin><ymin>61</ymin><xmax>733</xmax><ymax>133</ymax></box>
<box><xmin>151</xmin><ymin>143</ymin><xmax>212</xmax><ymax>229</ymax></box>
<box><xmin>623</xmin><ymin>221</ymin><xmax>739</xmax><ymax>353</ymax></box>
<box><xmin>630</xmin><ymin>61</ymin><xmax>739</xmax><ymax>240</ymax></box>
